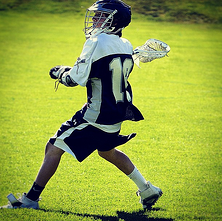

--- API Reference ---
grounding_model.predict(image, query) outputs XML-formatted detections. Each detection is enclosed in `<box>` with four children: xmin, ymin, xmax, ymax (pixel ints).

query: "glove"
<box><xmin>49</xmin><ymin>65</ymin><xmax>78</xmax><ymax>89</ymax></box>
<box><xmin>49</xmin><ymin>65</ymin><xmax>71</xmax><ymax>80</ymax></box>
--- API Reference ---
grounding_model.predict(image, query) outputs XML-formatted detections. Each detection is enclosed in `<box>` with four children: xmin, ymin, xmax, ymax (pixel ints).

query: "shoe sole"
<box><xmin>142</xmin><ymin>190</ymin><xmax>163</xmax><ymax>209</ymax></box>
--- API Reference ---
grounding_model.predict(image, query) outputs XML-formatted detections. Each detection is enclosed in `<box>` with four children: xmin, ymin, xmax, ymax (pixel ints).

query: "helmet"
<box><xmin>84</xmin><ymin>0</ymin><xmax>131</xmax><ymax>38</ymax></box>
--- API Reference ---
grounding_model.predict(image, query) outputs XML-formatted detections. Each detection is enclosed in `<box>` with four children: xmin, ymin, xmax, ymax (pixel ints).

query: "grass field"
<box><xmin>0</xmin><ymin>9</ymin><xmax>222</xmax><ymax>221</ymax></box>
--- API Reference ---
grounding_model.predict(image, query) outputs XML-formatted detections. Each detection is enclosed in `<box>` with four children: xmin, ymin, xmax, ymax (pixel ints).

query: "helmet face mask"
<box><xmin>84</xmin><ymin>10</ymin><xmax>117</xmax><ymax>38</ymax></box>
<box><xmin>84</xmin><ymin>0</ymin><xmax>131</xmax><ymax>38</ymax></box>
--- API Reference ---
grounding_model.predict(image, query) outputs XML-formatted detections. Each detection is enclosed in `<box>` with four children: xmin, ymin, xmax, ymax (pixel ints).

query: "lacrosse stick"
<box><xmin>132</xmin><ymin>39</ymin><xmax>170</xmax><ymax>67</ymax></box>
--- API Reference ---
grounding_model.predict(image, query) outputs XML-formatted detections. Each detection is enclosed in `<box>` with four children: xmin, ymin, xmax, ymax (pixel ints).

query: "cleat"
<box><xmin>0</xmin><ymin>193</ymin><xmax>39</xmax><ymax>209</ymax></box>
<box><xmin>136</xmin><ymin>181</ymin><xmax>162</xmax><ymax>209</ymax></box>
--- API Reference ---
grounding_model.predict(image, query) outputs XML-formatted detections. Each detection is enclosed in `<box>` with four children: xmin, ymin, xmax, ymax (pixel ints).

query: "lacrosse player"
<box><xmin>1</xmin><ymin>0</ymin><xmax>162</xmax><ymax>210</ymax></box>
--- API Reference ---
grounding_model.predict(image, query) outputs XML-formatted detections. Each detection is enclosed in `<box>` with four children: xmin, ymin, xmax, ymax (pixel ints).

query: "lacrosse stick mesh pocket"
<box><xmin>133</xmin><ymin>39</ymin><xmax>170</xmax><ymax>63</ymax></box>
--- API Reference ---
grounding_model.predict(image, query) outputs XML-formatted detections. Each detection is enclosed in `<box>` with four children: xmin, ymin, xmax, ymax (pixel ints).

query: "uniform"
<box><xmin>49</xmin><ymin>33</ymin><xmax>143</xmax><ymax>162</ymax></box>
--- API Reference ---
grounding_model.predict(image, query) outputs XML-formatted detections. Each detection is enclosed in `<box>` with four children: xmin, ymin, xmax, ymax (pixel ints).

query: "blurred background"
<box><xmin>0</xmin><ymin>0</ymin><xmax>222</xmax><ymax>23</ymax></box>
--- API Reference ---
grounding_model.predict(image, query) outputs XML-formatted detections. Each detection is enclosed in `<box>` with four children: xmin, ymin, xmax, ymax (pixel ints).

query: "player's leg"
<box><xmin>0</xmin><ymin>142</ymin><xmax>65</xmax><ymax>209</ymax></box>
<box><xmin>35</xmin><ymin>142</ymin><xmax>65</xmax><ymax>187</ymax></box>
<box><xmin>98</xmin><ymin>148</ymin><xmax>134</xmax><ymax>174</ymax></box>
<box><xmin>26</xmin><ymin>142</ymin><xmax>65</xmax><ymax>201</ymax></box>
<box><xmin>98</xmin><ymin>148</ymin><xmax>163</xmax><ymax>209</ymax></box>
<box><xmin>98</xmin><ymin>148</ymin><xmax>147</xmax><ymax>186</ymax></box>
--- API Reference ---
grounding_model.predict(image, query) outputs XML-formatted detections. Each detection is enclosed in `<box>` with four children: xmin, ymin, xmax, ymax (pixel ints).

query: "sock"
<box><xmin>127</xmin><ymin>167</ymin><xmax>148</xmax><ymax>192</ymax></box>
<box><xmin>26</xmin><ymin>182</ymin><xmax>45</xmax><ymax>201</ymax></box>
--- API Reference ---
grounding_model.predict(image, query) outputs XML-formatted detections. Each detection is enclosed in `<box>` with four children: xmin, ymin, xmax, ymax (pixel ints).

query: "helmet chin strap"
<box><xmin>86</xmin><ymin>28</ymin><xmax>104</xmax><ymax>39</ymax></box>
<box><xmin>85</xmin><ymin>26</ymin><xmax>116</xmax><ymax>39</ymax></box>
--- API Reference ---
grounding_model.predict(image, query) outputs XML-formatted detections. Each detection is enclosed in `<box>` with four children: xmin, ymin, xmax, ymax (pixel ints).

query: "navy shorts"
<box><xmin>49</xmin><ymin>110</ymin><xmax>136</xmax><ymax>162</ymax></box>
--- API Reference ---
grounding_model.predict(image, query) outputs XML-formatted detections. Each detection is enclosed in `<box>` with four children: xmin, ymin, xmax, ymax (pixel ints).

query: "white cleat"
<box><xmin>137</xmin><ymin>181</ymin><xmax>163</xmax><ymax>209</ymax></box>
<box><xmin>0</xmin><ymin>193</ymin><xmax>39</xmax><ymax>209</ymax></box>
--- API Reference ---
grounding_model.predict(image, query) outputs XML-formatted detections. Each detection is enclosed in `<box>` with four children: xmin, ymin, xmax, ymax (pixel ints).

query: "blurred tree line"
<box><xmin>0</xmin><ymin>0</ymin><xmax>221</xmax><ymax>23</ymax></box>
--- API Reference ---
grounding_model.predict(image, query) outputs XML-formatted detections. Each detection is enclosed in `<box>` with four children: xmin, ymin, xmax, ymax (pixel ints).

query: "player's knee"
<box><xmin>45</xmin><ymin>142</ymin><xmax>65</xmax><ymax>157</ymax></box>
<box><xmin>98</xmin><ymin>150</ymin><xmax>109</xmax><ymax>160</ymax></box>
<box><xmin>98</xmin><ymin>149</ymin><xmax>115</xmax><ymax>160</ymax></box>
<box><xmin>98</xmin><ymin>150</ymin><xmax>105</xmax><ymax>159</ymax></box>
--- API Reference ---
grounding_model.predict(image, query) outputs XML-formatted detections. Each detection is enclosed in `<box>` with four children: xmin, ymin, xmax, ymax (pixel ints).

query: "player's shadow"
<box><xmin>40</xmin><ymin>207</ymin><xmax>174</xmax><ymax>221</ymax></box>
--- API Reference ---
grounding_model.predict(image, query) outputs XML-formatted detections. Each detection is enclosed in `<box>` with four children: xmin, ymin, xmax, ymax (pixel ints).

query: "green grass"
<box><xmin>0</xmin><ymin>11</ymin><xmax>222</xmax><ymax>220</ymax></box>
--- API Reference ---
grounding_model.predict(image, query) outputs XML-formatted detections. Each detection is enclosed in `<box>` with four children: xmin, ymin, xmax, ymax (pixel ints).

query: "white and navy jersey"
<box><xmin>69</xmin><ymin>33</ymin><xmax>143</xmax><ymax>132</ymax></box>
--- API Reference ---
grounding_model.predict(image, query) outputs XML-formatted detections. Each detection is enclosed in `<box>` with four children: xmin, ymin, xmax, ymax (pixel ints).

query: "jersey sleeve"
<box><xmin>69</xmin><ymin>39</ymin><xmax>98</xmax><ymax>87</ymax></box>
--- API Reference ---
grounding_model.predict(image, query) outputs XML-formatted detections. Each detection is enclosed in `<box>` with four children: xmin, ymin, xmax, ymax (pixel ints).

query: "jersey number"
<box><xmin>109</xmin><ymin>57</ymin><xmax>133</xmax><ymax>103</ymax></box>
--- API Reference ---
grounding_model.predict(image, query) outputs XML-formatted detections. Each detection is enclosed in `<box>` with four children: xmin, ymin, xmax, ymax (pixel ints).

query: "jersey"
<box><xmin>69</xmin><ymin>33</ymin><xmax>143</xmax><ymax>131</ymax></box>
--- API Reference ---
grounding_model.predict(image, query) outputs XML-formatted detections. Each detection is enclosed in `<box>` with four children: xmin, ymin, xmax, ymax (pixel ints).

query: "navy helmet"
<box><xmin>84</xmin><ymin>0</ymin><xmax>131</xmax><ymax>38</ymax></box>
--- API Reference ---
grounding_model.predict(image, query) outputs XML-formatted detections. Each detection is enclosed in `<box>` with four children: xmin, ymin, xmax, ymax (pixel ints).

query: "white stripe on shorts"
<box><xmin>53</xmin><ymin>123</ymin><xmax>90</xmax><ymax>159</ymax></box>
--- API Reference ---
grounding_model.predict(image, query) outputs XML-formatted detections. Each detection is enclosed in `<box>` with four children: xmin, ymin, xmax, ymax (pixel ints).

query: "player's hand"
<box><xmin>49</xmin><ymin>65</ymin><xmax>63</xmax><ymax>79</ymax></box>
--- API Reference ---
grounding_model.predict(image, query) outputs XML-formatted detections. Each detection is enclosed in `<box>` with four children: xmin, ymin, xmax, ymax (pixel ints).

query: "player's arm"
<box><xmin>49</xmin><ymin>38</ymin><xmax>97</xmax><ymax>88</ymax></box>
<box><xmin>69</xmin><ymin>38</ymin><xmax>98</xmax><ymax>87</ymax></box>
<box><xmin>49</xmin><ymin>65</ymin><xmax>78</xmax><ymax>87</ymax></box>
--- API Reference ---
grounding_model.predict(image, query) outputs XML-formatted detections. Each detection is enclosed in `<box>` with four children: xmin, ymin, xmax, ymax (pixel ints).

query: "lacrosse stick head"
<box><xmin>133</xmin><ymin>39</ymin><xmax>170</xmax><ymax>67</ymax></box>
<box><xmin>84</xmin><ymin>0</ymin><xmax>131</xmax><ymax>39</ymax></box>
